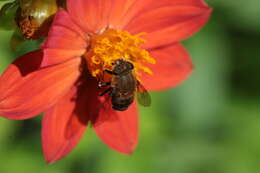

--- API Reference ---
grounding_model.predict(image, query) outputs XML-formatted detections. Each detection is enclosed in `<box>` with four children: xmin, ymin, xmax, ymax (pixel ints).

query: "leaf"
<box><xmin>0</xmin><ymin>1</ymin><xmax>18</xmax><ymax>30</ymax></box>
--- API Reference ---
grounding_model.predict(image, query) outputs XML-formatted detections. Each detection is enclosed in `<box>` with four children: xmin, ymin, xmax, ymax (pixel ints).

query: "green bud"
<box><xmin>16</xmin><ymin>0</ymin><xmax>58</xmax><ymax>39</ymax></box>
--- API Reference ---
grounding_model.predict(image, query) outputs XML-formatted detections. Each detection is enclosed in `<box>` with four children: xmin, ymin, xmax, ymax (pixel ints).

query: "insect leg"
<box><xmin>98</xmin><ymin>82</ymin><xmax>111</xmax><ymax>88</ymax></box>
<box><xmin>99</xmin><ymin>87</ymin><xmax>113</xmax><ymax>96</ymax></box>
<box><xmin>110</xmin><ymin>87</ymin><xmax>117</xmax><ymax>97</ymax></box>
<box><xmin>104</xmin><ymin>69</ymin><xmax>118</xmax><ymax>75</ymax></box>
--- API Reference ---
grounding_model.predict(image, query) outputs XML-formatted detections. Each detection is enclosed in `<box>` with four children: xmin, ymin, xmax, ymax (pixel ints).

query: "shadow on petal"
<box><xmin>92</xmin><ymin>101</ymin><xmax>139</xmax><ymax>154</ymax></box>
<box><xmin>0</xmin><ymin>51</ymin><xmax>81</xmax><ymax>120</ymax></box>
<box><xmin>42</xmin><ymin>76</ymin><xmax>89</xmax><ymax>164</ymax></box>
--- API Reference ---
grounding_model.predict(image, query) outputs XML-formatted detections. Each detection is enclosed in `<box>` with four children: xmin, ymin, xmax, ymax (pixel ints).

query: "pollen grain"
<box><xmin>84</xmin><ymin>29</ymin><xmax>155</xmax><ymax>80</ymax></box>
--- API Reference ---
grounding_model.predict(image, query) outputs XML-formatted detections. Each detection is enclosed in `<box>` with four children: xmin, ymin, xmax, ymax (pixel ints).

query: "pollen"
<box><xmin>84</xmin><ymin>29</ymin><xmax>156</xmax><ymax>80</ymax></box>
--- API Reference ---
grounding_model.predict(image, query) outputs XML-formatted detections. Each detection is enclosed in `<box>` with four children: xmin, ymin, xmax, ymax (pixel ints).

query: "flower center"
<box><xmin>84</xmin><ymin>29</ymin><xmax>155</xmax><ymax>81</ymax></box>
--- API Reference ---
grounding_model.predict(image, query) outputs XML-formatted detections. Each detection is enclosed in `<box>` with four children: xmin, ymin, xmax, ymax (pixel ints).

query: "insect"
<box><xmin>99</xmin><ymin>59</ymin><xmax>151</xmax><ymax>111</ymax></box>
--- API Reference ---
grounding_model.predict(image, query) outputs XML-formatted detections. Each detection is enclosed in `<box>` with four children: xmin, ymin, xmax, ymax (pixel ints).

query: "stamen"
<box><xmin>84</xmin><ymin>29</ymin><xmax>156</xmax><ymax>80</ymax></box>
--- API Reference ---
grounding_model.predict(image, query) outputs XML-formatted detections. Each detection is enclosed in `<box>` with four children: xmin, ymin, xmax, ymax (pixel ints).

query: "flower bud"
<box><xmin>16</xmin><ymin>0</ymin><xmax>58</xmax><ymax>39</ymax></box>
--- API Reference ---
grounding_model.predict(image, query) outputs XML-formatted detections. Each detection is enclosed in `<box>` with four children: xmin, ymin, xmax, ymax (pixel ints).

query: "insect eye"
<box><xmin>129</xmin><ymin>63</ymin><xmax>134</xmax><ymax>69</ymax></box>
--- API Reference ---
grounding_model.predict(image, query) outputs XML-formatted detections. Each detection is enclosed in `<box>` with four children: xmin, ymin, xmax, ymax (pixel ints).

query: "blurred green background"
<box><xmin>1</xmin><ymin>0</ymin><xmax>260</xmax><ymax>172</ymax></box>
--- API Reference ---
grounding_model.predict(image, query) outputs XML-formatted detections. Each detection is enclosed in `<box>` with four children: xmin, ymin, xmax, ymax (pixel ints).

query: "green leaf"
<box><xmin>0</xmin><ymin>1</ymin><xmax>18</xmax><ymax>30</ymax></box>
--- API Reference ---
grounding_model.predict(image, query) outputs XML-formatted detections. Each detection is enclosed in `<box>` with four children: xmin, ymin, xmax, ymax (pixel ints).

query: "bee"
<box><xmin>99</xmin><ymin>59</ymin><xmax>151</xmax><ymax>111</ymax></box>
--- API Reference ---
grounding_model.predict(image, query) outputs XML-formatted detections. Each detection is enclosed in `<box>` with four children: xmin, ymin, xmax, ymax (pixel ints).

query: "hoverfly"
<box><xmin>99</xmin><ymin>59</ymin><xmax>151</xmax><ymax>111</ymax></box>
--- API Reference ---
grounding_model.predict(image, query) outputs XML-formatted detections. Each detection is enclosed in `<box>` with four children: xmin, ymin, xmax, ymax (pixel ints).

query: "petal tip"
<box><xmin>44</xmin><ymin>153</ymin><xmax>62</xmax><ymax>165</ymax></box>
<box><xmin>44</xmin><ymin>157</ymin><xmax>56</xmax><ymax>165</ymax></box>
<box><xmin>107</xmin><ymin>138</ymin><xmax>138</xmax><ymax>155</ymax></box>
<box><xmin>43</xmin><ymin>149</ymin><xmax>60</xmax><ymax>164</ymax></box>
<box><xmin>43</xmin><ymin>148</ymin><xmax>67</xmax><ymax>164</ymax></box>
<box><xmin>117</xmin><ymin>142</ymin><xmax>137</xmax><ymax>155</ymax></box>
<box><xmin>121</xmin><ymin>146</ymin><xmax>137</xmax><ymax>155</ymax></box>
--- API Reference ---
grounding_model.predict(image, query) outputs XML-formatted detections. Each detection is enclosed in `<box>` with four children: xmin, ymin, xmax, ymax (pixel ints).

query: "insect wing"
<box><xmin>136</xmin><ymin>83</ymin><xmax>151</xmax><ymax>107</ymax></box>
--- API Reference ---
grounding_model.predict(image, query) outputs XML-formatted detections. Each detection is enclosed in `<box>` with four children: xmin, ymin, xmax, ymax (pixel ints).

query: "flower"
<box><xmin>0</xmin><ymin>0</ymin><xmax>211</xmax><ymax>163</ymax></box>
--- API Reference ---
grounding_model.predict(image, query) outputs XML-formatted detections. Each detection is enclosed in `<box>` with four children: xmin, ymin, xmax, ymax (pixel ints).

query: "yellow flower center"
<box><xmin>84</xmin><ymin>29</ymin><xmax>155</xmax><ymax>81</ymax></box>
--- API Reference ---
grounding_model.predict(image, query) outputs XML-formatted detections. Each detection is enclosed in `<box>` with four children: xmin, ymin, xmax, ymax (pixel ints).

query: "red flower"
<box><xmin>0</xmin><ymin>0</ymin><xmax>211</xmax><ymax>163</ymax></box>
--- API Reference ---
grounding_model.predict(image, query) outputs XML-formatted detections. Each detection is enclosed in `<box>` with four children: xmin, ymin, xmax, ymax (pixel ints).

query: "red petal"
<box><xmin>93</xmin><ymin>101</ymin><xmax>139</xmax><ymax>154</ymax></box>
<box><xmin>108</xmin><ymin>0</ymin><xmax>137</xmax><ymax>29</ymax></box>
<box><xmin>41</xmin><ymin>10</ymin><xmax>87</xmax><ymax>66</ymax></box>
<box><xmin>0</xmin><ymin>51</ymin><xmax>81</xmax><ymax>120</ymax></box>
<box><xmin>140</xmin><ymin>44</ymin><xmax>193</xmax><ymax>91</ymax></box>
<box><xmin>123</xmin><ymin>0</ymin><xmax>211</xmax><ymax>49</ymax></box>
<box><xmin>64</xmin><ymin>71</ymin><xmax>139</xmax><ymax>154</ymax></box>
<box><xmin>67</xmin><ymin>0</ymin><xmax>113</xmax><ymax>32</ymax></box>
<box><xmin>120</xmin><ymin>0</ymin><xmax>209</xmax><ymax>28</ymax></box>
<box><xmin>42</xmin><ymin>81</ymin><xmax>89</xmax><ymax>164</ymax></box>
<box><xmin>0</xmin><ymin>50</ymin><xmax>43</xmax><ymax>96</ymax></box>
